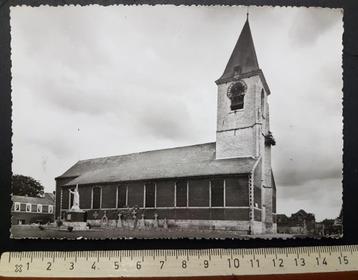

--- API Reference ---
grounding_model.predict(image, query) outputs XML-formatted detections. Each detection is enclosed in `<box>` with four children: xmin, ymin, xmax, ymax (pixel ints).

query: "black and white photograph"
<box><xmin>10</xmin><ymin>5</ymin><xmax>343</xmax><ymax>239</ymax></box>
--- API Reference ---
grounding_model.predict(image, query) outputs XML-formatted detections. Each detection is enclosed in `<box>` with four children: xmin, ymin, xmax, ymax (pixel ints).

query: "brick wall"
<box><xmin>58</xmin><ymin>175</ymin><xmax>250</xmax><ymax>222</ymax></box>
<box><xmin>59</xmin><ymin>175</ymin><xmax>249</xmax><ymax>207</ymax></box>
<box><xmin>61</xmin><ymin>187</ymin><xmax>69</xmax><ymax>210</ymax></box>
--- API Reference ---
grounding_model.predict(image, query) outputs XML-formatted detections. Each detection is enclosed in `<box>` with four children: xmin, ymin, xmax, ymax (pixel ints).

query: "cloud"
<box><xmin>29</xmin><ymin>137</ymin><xmax>74</xmax><ymax>159</ymax></box>
<box><xmin>138</xmin><ymin>98</ymin><xmax>191</xmax><ymax>141</ymax></box>
<box><xmin>289</xmin><ymin>8</ymin><xmax>342</xmax><ymax>47</ymax></box>
<box><xmin>277</xmin><ymin>178</ymin><xmax>342</xmax><ymax>221</ymax></box>
<box><xmin>277</xmin><ymin>167</ymin><xmax>341</xmax><ymax>187</ymax></box>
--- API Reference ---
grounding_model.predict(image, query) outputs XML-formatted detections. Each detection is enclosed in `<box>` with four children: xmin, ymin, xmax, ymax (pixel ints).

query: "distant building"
<box><xmin>277</xmin><ymin>210</ymin><xmax>316</xmax><ymax>235</ymax></box>
<box><xmin>55</xmin><ymin>18</ymin><xmax>277</xmax><ymax>235</ymax></box>
<box><xmin>315</xmin><ymin>208</ymin><xmax>342</xmax><ymax>237</ymax></box>
<box><xmin>11</xmin><ymin>193</ymin><xmax>55</xmax><ymax>225</ymax></box>
<box><xmin>335</xmin><ymin>208</ymin><xmax>343</xmax><ymax>227</ymax></box>
<box><xmin>316</xmin><ymin>216</ymin><xmax>343</xmax><ymax>237</ymax></box>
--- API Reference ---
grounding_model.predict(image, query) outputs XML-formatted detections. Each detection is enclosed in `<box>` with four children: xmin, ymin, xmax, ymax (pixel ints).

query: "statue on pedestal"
<box><xmin>69</xmin><ymin>184</ymin><xmax>80</xmax><ymax>211</ymax></box>
<box><xmin>62</xmin><ymin>184</ymin><xmax>87</xmax><ymax>230</ymax></box>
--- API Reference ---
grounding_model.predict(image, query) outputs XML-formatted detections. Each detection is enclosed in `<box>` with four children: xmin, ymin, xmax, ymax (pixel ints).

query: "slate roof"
<box><xmin>57</xmin><ymin>142</ymin><xmax>258</xmax><ymax>186</ymax></box>
<box><xmin>216</xmin><ymin>18</ymin><xmax>271</xmax><ymax>95</ymax></box>
<box><xmin>12</xmin><ymin>193</ymin><xmax>55</xmax><ymax>205</ymax></box>
<box><xmin>218</xmin><ymin>19</ymin><xmax>259</xmax><ymax>82</ymax></box>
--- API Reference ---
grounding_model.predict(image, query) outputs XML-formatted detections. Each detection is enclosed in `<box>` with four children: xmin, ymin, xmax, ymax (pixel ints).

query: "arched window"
<box><xmin>227</xmin><ymin>80</ymin><xmax>247</xmax><ymax>110</ymax></box>
<box><xmin>210</xmin><ymin>179</ymin><xmax>224</xmax><ymax>207</ymax></box>
<box><xmin>117</xmin><ymin>185</ymin><xmax>127</xmax><ymax>208</ymax></box>
<box><xmin>92</xmin><ymin>187</ymin><xmax>102</xmax><ymax>209</ymax></box>
<box><xmin>175</xmin><ymin>180</ymin><xmax>188</xmax><ymax>207</ymax></box>
<box><xmin>144</xmin><ymin>183</ymin><xmax>155</xmax><ymax>208</ymax></box>
<box><xmin>261</xmin><ymin>89</ymin><xmax>265</xmax><ymax>117</ymax></box>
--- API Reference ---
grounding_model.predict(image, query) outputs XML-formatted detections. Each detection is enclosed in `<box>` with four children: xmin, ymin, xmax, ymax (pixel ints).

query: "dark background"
<box><xmin>0</xmin><ymin>0</ymin><xmax>357</xmax><ymax>253</ymax></box>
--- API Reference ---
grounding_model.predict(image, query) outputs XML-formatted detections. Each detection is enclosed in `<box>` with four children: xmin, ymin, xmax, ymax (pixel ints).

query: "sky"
<box><xmin>10</xmin><ymin>5</ymin><xmax>343</xmax><ymax>221</ymax></box>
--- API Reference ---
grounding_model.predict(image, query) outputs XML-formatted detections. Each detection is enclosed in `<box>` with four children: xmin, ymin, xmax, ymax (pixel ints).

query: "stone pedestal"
<box><xmin>64</xmin><ymin>210</ymin><xmax>86</xmax><ymax>222</ymax></box>
<box><xmin>63</xmin><ymin>210</ymin><xmax>88</xmax><ymax>231</ymax></box>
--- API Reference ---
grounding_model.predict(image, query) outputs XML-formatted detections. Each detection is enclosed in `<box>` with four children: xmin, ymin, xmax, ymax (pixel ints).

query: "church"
<box><xmin>55</xmin><ymin>18</ymin><xmax>277</xmax><ymax>235</ymax></box>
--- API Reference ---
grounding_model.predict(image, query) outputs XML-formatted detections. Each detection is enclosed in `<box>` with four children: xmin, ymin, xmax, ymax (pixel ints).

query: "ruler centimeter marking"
<box><xmin>0</xmin><ymin>245</ymin><xmax>357</xmax><ymax>277</ymax></box>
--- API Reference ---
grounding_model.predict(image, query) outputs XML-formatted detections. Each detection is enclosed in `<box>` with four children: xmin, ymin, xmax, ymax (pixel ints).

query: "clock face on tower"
<box><xmin>227</xmin><ymin>80</ymin><xmax>247</xmax><ymax>110</ymax></box>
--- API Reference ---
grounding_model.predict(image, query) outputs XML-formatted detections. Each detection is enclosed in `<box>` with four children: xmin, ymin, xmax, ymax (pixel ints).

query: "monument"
<box><xmin>69</xmin><ymin>184</ymin><xmax>80</xmax><ymax>211</ymax></box>
<box><xmin>63</xmin><ymin>184</ymin><xmax>88</xmax><ymax>231</ymax></box>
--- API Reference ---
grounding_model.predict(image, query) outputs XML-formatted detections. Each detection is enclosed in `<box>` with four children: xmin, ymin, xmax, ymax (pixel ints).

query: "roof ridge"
<box><xmin>58</xmin><ymin>143</ymin><xmax>258</xmax><ymax>184</ymax></box>
<box><xmin>87</xmin><ymin>156</ymin><xmax>251</xmax><ymax>173</ymax></box>
<box><xmin>77</xmin><ymin>142</ymin><xmax>216</xmax><ymax>163</ymax></box>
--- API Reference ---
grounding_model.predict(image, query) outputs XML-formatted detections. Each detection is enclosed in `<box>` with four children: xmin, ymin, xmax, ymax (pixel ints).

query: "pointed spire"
<box><xmin>217</xmin><ymin>17</ymin><xmax>259</xmax><ymax>83</ymax></box>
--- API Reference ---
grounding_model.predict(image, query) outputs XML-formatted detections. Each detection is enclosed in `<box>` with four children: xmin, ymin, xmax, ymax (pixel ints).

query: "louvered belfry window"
<box><xmin>228</xmin><ymin>80</ymin><xmax>247</xmax><ymax>110</ymax></box>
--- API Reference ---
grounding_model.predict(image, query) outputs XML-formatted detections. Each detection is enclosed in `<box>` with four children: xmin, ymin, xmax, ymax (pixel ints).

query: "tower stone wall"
<box><xmin>215</xmin><ymin>18</ymin><xmax>276</xmax><ymax>234</ymax></box>
<box><xmin>216</xmin><ymin>75</ymin><xmax>263</xmax><ymax>159</ymax></box>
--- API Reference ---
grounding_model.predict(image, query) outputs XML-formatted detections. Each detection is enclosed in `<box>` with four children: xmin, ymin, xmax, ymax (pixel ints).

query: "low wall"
<box><xmin>251</xmin><ymin>221</ymin><xmax>264</xmax><ymax>234</ymax></box>
<box><xmin>87</xmin><ymin>219</ymin><xmax>251</xmax><ymax>233</ymax></box>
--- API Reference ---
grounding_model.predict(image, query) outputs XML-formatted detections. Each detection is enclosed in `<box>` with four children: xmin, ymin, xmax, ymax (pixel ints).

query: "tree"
<box><xmin>12</xmin><ymin>175</ymin><xmax>44</xmax><ymax>197</ymax></box>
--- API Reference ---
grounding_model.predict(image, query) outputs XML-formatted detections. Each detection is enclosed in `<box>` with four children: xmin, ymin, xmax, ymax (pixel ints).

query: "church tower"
<box><xmin>215</xmin><ymin>17</ymin><xmax>276</xmax><ymax>233</ymax></box>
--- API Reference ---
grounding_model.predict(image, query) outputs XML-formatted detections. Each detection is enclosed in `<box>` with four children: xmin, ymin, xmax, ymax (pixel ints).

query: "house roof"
<box><xmin>218</xmin><ymin>18</ymin><xmax>259</xmax><ymax>82</ymax></box>
<box><xmin>57</xmin><ymin>142</ymin><xmax>258</xmax><ymax>186</ymax></box>
<box><xmin>292</xmin><ymin>209</ymin><xmax>313</xmax><ymax>217</ymax></box>
<box><xmin>12</xmin><ymin>193</ymin><xmax>55</xmax><ymax>205</ymax></box>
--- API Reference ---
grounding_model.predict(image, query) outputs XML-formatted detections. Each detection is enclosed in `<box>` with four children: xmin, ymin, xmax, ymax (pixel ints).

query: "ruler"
<box><xmin>0</xmin><ymin>245</ymin><xmax>357</xmax><ymax>278</ymax></box>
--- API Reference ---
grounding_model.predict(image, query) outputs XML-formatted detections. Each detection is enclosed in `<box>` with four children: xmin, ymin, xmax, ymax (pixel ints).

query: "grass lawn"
<box><xmin>10</xmin><ymin>225</ymin><xmax>295</xmax><ymax>239</ymax></box>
